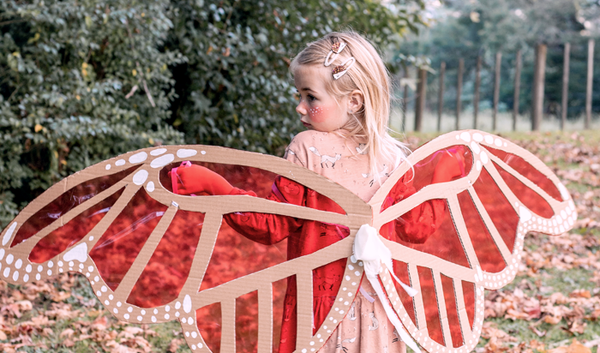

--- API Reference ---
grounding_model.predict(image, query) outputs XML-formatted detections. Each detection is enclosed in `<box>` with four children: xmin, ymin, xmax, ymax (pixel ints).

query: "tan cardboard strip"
<box><xmin>296</xmin><ymin>270</ymin><xmax>313</xmax><ymax>348</ymax></box>
<box><xmin>114</xmin><ymin>205</ymin><xmax>178</xmax><ymax>299</ymax></box>
<box><xmin>257</xmin><ymin>285</ymin><xmax>273</xmax><ymax>353</ymax></box>
<box><xmin>466</xmin><ymin>187</ymin><xmax>512</xmax><ymax>260</ymax></box>
<box><xmin>432</xmin><ymin>270</ymin><xmax>452</xmax><ymax>347</ymax></box>
<box><xmin>452</xmin><ymin>278</ymin><xmax>472</xmax><ymax>342</ymax></box>
<box><xmin>408</xmin><ymin>263</ymin><xmax>427</xmax><ymax>332</ymax></box>
<box><xmin>221</xmin><ymin>297</ymin><xmax>236</xmax><ymax>353</ymax></box>
<box><xmin>487</xmin><ymin>152</ymin><xmax>562</xmax><ymax>210</ymax></box>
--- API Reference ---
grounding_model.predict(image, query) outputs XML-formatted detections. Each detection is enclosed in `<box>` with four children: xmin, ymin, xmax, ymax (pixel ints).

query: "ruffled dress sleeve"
<box><xmin>382</xmin><ymin>173</ymin><xmax>447</xmax><ymax>244</ymax></box>
<box><xmin>223</xmin><ymin>176</ymin><xmax>305</xmax><ymax>245</ymax></box>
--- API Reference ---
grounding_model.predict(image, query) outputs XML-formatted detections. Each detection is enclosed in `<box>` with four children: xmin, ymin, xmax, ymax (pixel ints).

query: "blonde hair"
<box><xmin>290</xmin><ymin>31</ymin><xmax>410</xmax><ymax>181</ymax></box>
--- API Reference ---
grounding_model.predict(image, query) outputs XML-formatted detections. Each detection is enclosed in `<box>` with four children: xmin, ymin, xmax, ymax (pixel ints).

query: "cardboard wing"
<box><xmin>0</xmin><ymin>143</ymin><xmax>371</xmax><ymax>353</ymax></box>
<box><xmin>367</xmin><ymin>130</ymin><xmax>576</xmax><ymax>352</ymax></box>
<box><xmin>0</xmin><ymin>130</ymin><xmax>576</xmax><ymax>353</ymax></box>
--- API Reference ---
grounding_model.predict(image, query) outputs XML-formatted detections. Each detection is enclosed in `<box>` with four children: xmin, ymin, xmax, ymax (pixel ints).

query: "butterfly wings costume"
<box><xmin>0</xmin><ymin>130</ymin><xmax>576</xmax><ymax>353</ymax></box>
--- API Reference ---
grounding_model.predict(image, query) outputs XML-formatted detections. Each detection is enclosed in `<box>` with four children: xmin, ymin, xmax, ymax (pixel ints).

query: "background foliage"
<box><xmin>0</xmin><ymin>0</ymin><xmax>427</xmax><ymax>226</ymax></box>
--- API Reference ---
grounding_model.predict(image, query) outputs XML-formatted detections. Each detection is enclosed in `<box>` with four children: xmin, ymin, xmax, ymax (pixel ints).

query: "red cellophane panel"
<box><xmin>126</xmin><ymin>210</ymin><xmax>205</xmax><ymax>308</ymax></box>
<box><xmin>493</xmin><ymin>162</ymin><xmax>554</xmax><ymax>218</ymax></box>
<box><xmin>462</xmin><ymin>281</ymin><xmax>475</xmax><ymax>329</ymax></box>
<box><xmin>237</xmin><ymin>291</ymin><xmax>259</xmax><ymax>353</ymax></box>
<box><xmin>392</xmin><ymin>260</ymin><xmax>416</xmax><ymax>325</ymax></box>
<box><xmin>472</xmin><ymin>168</ymin><xmax>519</xmax><ymax>253</ymax></box>
<box><xmin>418</xmin><ymin>266</ymin><xmax>444</xmax><ymax>346</ymax></box>
<box><xmin>12</xmin><ymin>165</ymin><xmax>139</xmax><ymax>247</ymax></box>
<box><xmin>90</xmin><ymin>188</ymin><xmax>168</xmax><ymax>290</ymax></box>
<box><xmin>485</xmin><ymin>146</ymin><xmax>563</xmax><ymax>201</ymax></box>
<box><xmin>29</xmin><ymin>188</ymin><xmax>125</xmax><ymax>263</ymax></box>
<box><xmin>199</xmin><ymin>219</ymin><xmax>288</xmax><ymax>291</ymax></box>
<box><xmin>394</xmin><ymin>145</ymin><xmax>473</xmax><ymax>199</ymax></box>
<box><xmin>197</xmin><ymin>303</ymin><xmax>222</xmax><ymax>352</ymax></box>
<box><xmin>441</xmin><ymin>274</ymin><xmax>462</xmax><ymax>348</ymax></box>
<box><xmin>199</xmin><ymin>220</ymin><xmax>288</xmax><ymax>353</ymax></box>
<box><xmin>271</xmin><ymin>278</ymin><xmax>288</xmax><ymax>353</ymax></box>
<box><xmin>457</xmin><ymin>191</ymin><xmax>505</xmax><ymax>273</ymax></box>
<box><xmin>382</xmin><ymin>201</ymin><xmax>470</xmax><ymax>268</ymax></box>
<box><xmin>160</xmin><ymin>162</ymin><xmax>345</xmax><ymax>215</ymax></box>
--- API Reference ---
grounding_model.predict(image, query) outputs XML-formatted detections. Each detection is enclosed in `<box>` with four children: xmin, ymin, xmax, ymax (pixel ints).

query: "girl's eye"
<box><xmin>307</xmin><ymin>95</ymin><xmax>316</xmax><ymax>102</ymax></box>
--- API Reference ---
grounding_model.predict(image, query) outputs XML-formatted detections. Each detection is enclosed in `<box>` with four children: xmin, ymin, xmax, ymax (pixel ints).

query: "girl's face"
<box><xmin>293</xmin><ymin>65</ymin><xmax>351</xmax><ymax>132</ymax></box>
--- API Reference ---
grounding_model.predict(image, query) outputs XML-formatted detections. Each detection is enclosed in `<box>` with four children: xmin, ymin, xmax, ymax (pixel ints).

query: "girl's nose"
<box><xmin>296</xmin><ymin>101</ymin><xmax>307</xmax><ymax>115</ymax></box>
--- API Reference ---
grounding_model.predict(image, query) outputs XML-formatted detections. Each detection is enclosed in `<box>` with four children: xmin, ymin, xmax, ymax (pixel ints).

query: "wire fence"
<box><xmin>394</xmin><ymin>40</ymin><xmax>599</xmax><ymax>133</ymax></box>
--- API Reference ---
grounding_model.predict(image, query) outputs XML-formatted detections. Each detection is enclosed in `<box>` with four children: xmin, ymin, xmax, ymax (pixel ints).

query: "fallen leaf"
<box><xmin>168</xmin><ymin>338</ymin><xmax>184</xmax><ymax>352</ymax></box>
<box><xmin>60</xmin><ymin>328</ymin><xmax>74</xmax><ymax>338</ymax></box>
<box><xmin>569</xmin><ymin>290</ymin><xmax>591</xmax><ymax>299</ymax></box>
<box><xmin>548</xmin><ymin>339</ymin><xmax>591</xmax><ymax>353</ymax></box>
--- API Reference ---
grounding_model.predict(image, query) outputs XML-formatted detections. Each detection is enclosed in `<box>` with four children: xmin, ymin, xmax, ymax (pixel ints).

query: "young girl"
<box><xmin>171</xmin><ymin>31</ymin><xmax>462</xmax><ymax>353</ymax></box>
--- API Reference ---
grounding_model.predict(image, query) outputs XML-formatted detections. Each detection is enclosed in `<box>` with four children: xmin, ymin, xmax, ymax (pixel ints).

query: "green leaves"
<box><xmin>0</xmin><ymin>0</ymin><xmax>427</xmax><ymax>226</ymax></box>
<box><xmin>0</xmin><ymin>0</ymin><xmax>184</xmax><ymax>225</ymax></box>
<box><xmin>167</xmin><ymin>0</ymin><xmax>427</xmax><ymax>153</ymax></box>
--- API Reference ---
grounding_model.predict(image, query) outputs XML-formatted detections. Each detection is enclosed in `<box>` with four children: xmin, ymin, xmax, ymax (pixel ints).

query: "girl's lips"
<box><xmin>302</xmin><ymin>121</ymin><xmax>312</xmax><ymax>128</ymax></box>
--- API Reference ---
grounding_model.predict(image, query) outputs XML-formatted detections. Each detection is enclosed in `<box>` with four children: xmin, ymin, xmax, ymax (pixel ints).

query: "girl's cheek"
<box><xmin>308</xmin><ymin>106</ymin><xmax>330</xmax><ymax>123</ymax></box>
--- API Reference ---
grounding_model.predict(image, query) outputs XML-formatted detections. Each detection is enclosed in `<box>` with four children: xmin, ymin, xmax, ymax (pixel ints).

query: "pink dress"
<box><xmin>283</xmin><ymin>131</ymin><xmax>406</xmax><ymax>353</ymax></box>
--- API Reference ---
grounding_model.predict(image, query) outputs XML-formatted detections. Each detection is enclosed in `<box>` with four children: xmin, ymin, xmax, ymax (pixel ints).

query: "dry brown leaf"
<box><xmin>60</xmin><ymin>328</ymin><xmax>74</xmax><ymax>338</ymax></box>
<box><xmin>548</xmin><ymin>339</ymin><xmax>591</xmax><ymax>353</ymax></box>
<box><xmin>62</xmin><ymin>338</ymin><xmax>75</xmax><ymax>347</ymax></box>
<box><xmin>544</xmin><ymin>314</ymin><xmax>563</xmax><ymax>324</ymax></box>
<box><xmin>168</xmin><ymin>338</ymin><xmax>185</xmax><ymax>353</ymax></box>
<box><xmin>569</xmin><ymin>290</ymin><xmax>591</xmax><ymax>299</ymax></box>
<box><xmin>563</xmin><ymin>320</ymin><xmax>587</xmax><ymax>335</ymax></box>
<box><xmin>50</xmin><ymin>290</ymin><xmax>71</xmax><ymax>302</ymax></box>
<box><xmin>90</xmin><ymin>316</ymin><xmax>108</xmax><ymax>331</ymax></box>
<box><xmin>104</xmin><ymin>340</ymin><xmax>138</xmax><ymax>353</ymax></box>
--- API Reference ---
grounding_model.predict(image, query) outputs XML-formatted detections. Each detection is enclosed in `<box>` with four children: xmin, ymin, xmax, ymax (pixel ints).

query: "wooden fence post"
<box><xmin>561</xmin><ymin>43</ymin><xmax>570</xmax><ymax>130</ymax></box>
<box><xmin>402</xmin><ymin>68</ymin><xmax>409</xmax><ymax>132</ymax></box>
<box><xmin>415</xmin><ymin>68</ymin><xmax>427</xmax><ymax>132</ymax></box>
<box><xmin>586</xmin><ymin>38</ymin><xmax>594</xmax><ymax>129</ymax></box>
<box><xmin>474</xmin><ymin>56</ymin><xmax>481</xmax><ymax>129</ymax></box>
<box><xmin>532</xmin><ymin>44</ymin><xmax>547</xmax><ymax>131</ymax></box>
<box><xmin>456</xmin><ymin>58</ymin><xmax>464</xmax><ymax>130</ymax></box>
<box><xmin>437</xmin><ymin>62</ymin><xmax>445</xmax><ymax>132</ymax></box>
<box><xmin>493</xmin><ymin>52</ymin><xmax>502</xmax><ymax>131</ymax></box>
<box><xmin>513</xmin><ymin>50</ymin><xmax>522</xmax><ymax>131</ymax></box>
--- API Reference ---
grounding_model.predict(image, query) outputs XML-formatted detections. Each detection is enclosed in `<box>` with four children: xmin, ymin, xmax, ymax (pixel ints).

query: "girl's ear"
<box><xmin>347</xmin><ymin>90</ymin><xmax>364</xmax><ymax>113</ymax></box>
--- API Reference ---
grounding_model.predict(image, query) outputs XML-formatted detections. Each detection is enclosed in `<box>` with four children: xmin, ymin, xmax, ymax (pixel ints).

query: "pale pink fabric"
<box><xmin>285</xmin><ymin>130</ymin><xmax>407</xmax><ymax>353</ymax></box>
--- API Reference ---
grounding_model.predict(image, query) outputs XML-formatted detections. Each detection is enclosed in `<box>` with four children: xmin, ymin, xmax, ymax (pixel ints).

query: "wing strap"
<box><xmin>354</xmin><ymin>224</ymin><xmax>421</xmax><ymax>352</ymax></box>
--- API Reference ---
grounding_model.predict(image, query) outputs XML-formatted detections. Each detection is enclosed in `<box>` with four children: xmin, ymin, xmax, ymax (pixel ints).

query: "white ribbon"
<box><xmin>353</xmin><ymin>224</ymin><xmax>421</xmax><ymax>352</ymax></box>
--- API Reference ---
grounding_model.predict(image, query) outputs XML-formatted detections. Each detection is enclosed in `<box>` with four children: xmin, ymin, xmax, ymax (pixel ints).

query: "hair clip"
<box><xmin>332</xmin><ymin>57</ymin><xmax>355</xmax><ymax>80</ymax></box>
<box><xmin>324</xmin><ymin>41</ymin><xmax>347</xmax><ymax>67</ymax></box>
